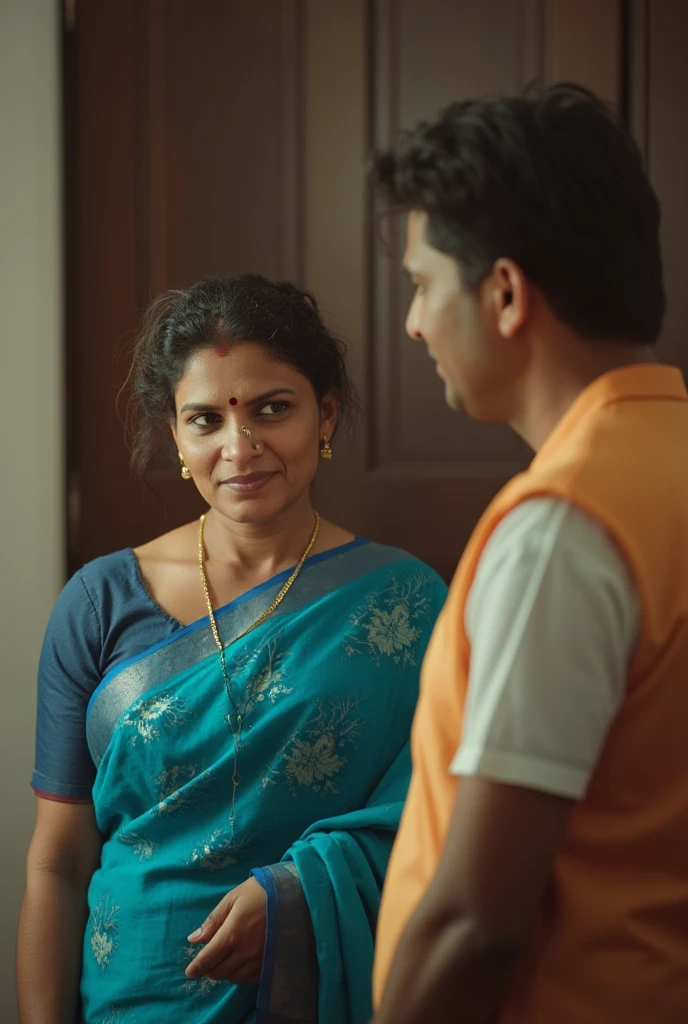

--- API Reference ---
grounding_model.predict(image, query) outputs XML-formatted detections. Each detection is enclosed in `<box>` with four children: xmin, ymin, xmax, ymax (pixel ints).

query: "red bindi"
<box><xmin>229</xmin><ymin>397</ymin><xmax>238</xmax><ymax>406</ymax></box>
<box><xmin>215</xmin><ymin>341</ymin><xmax>231</xmax><ymax>357</ymax></box>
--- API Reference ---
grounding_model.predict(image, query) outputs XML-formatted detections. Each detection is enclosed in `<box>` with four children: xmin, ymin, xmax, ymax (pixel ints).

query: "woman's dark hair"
<box><xmin>128</xmin><ymin>273</ymin><xmax>356</xmax><ymax>476</ymax></box>
<box><xmin>371</xmin><ymin>82</ymin><xmax>665</xmax><ymax>343</ymax></box>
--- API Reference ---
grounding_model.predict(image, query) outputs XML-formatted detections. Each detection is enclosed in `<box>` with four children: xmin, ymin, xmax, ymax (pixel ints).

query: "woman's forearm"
<box><xmin>17</xmin><ymin>868</ymin><xmax>89</xmax><ymax>1024</ymax></box>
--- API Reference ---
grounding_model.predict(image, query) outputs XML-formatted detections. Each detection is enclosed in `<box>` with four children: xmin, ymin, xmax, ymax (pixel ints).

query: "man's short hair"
<box><xmin>372</xmin><ymin>83</ymin><xmax>665</xmax><ymax>343</ymax></box>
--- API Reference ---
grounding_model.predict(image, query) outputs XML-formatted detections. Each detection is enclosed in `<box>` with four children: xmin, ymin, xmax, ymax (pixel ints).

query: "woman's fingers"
<box><xmin>184</xmin><ymin>878</ymin><xmax>264</xmax><ymax>982</ymax></box>
<box><xmin>185</xmin><ymin>917</ymin><xmax>236</xmax><ymax>978</ymax></box>
<box><xmin>205</xmin><ymin>950</ymin><xmax>253</xmax><ymax>983</ymax></box>
<box><xmin>226</xmin><ymin>961</ymin><xmax>261</xmax><ymax>987</ymax></box>
<box><xmin>187</xmin><ymin>889</ymin><xmax>236</xmax><ymax>944</ymax></box>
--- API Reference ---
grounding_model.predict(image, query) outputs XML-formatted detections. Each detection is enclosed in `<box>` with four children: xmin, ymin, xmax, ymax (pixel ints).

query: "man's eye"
<box><xmin>257</xmin><ymin>401</ymin><xmax>291</xmax><ymax>416</ymax></box>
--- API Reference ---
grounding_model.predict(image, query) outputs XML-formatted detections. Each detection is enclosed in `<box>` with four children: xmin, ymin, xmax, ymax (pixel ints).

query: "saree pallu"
<box><xmin>82</xmin><ymin>539</ymin><xmax>447</xmax><ymax>1024</ymax></box>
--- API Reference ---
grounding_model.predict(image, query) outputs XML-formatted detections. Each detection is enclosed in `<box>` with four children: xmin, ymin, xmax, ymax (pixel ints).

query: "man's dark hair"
<box><xmin>372</xmin><ymin>83</ymin><xmax>665</xmax><ymax>343</ymax></box>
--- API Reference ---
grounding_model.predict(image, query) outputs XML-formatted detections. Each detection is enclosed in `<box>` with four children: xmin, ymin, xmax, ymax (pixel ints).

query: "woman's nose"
<box><xmin>220</xmin><ymin>422</ymin><xmax>259</xmax><ymax>461</ymax></box>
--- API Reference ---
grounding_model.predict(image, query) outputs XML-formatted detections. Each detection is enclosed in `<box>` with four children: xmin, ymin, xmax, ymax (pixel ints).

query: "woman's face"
<box><xmin>171</xmin><ymin>342</ymin><xmax>338</xmax><ymax>524</ymax></box>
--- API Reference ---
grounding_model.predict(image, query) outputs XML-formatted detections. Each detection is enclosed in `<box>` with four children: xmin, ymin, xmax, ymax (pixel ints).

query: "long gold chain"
<box><xmin>198</xmin><ymin>511</ymin><xmax>320</xmax><ymax>834</ymax></box>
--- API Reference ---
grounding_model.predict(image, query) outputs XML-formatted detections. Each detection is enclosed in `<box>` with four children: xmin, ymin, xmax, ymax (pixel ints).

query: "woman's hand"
<box><xmin>185</xmin><ymin>876</ymin><xmax>267</xmax><ymax>987</ymax></box>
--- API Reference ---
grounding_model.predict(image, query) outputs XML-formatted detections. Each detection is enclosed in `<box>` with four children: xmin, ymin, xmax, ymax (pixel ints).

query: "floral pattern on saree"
<box><xmin>119</xmin><ymin>830</ymin><xmax>158</xmax><ymax>861</ymax></box>
<box><xmin>344</xmin><ymin>572</ymin><xmax>434</xmax><ymax>667</ymax></box>
<box><xmin>226</xmin><ymin>631</ymin><xmax>294</xmax><ymax>714</ymax></box>
<box><xmin>180</xmin><ymin>943</ymin><xmax>223</xmax><ymax>997</ymax></box>
<box><xmin>119</xmin><ymin>691</ymin><xmax>193</xmax><ymax>746</ymax></box>
<box><xmin>101</xmin><ymin>1008</ymin><xmax>138</xmax><ymax>1024</ymax></box>
<box><xmin>89</xmin><ymin>894</ymin><xmax>120</xmax><ymax>969</ymax></box>
<box><xmin>154</xmin><ymin>764</ymin><xmax>213</xmax><ymax>816</ymax></box>
<box><xmin>263</xmin><ymin>693</ymin><xmax>368</xmax><ymax>796</ymax></box>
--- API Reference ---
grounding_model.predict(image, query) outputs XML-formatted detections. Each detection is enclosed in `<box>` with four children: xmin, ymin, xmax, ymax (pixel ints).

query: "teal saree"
<box><xmin>83</xmin><ymin>539</ymin><xmax>446</xmax><ymax>1023</ymax></box>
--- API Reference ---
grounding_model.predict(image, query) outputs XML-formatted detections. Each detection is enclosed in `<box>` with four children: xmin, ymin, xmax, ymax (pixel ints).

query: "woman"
<box><xmin>17</xmin><ymin>274</ymin><xmax>447</xmax><ymax>1024</ymax></box>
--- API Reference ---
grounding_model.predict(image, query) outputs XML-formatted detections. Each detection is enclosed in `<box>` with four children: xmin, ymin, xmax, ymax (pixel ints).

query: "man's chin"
<box><xmin>444</xmin><ymin>381</ymin><xmax>466</xmax><ymax>413</ymax></box>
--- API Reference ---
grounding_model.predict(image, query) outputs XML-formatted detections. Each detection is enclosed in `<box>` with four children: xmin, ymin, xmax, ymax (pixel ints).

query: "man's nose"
<box><xmin>405</xmin><ymin>293</ymin><xmax>424</xmax><ymax>340</ymax></box>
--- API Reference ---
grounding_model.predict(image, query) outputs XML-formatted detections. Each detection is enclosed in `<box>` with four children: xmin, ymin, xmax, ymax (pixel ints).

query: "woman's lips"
<box><xmin>220</xmin><ymin>471</ymin><xmax>278</xmax><ymax>494</ymax></box>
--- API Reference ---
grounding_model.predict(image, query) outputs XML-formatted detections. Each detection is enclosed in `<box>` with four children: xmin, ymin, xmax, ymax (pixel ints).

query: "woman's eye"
<box><xmin>190</xmin><ymin>413</ymin><xmax>221</xmax><ymax>427</ymax></box>
<box><xmin>257</xmin><ymin>401</ymin><xmax>291</xmax><ymax>416</ymax></box>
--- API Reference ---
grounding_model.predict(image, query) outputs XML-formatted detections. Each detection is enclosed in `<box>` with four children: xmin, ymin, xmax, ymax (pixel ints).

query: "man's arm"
<box><xmin>17</xmin><ymin>798</ymin><xmax>102</xmax><ymax>1024</ymax></box>
<box><xmin>373</xmin><ymin>777</ymin><xmax>573</xmax><ymax>1024</ymax></box>
<box><xmin>374</xmin><ymin>499</ymin><xmax>636</xmax><ymax>1023</ymax></box>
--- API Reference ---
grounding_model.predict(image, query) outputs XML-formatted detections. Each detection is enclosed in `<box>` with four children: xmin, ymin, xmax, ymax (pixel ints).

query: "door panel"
<box><xmin>301</xmin><ymin>0</ymin><xmax>621</xmax><ymax>580</ymax></box>
<box><xmin>67</xmin><ymin>1</ymin><xmax>304</xmax><ymax>570</ymax></box>
<box><xmin>67</xmin><ymin>0</ymin><xmax>624</xmax><ymax>580</ymax></box>
<box><xmin>643</xmin><ymin>0</ymin><xmax>688</xmax><ymax>370</ymax></box>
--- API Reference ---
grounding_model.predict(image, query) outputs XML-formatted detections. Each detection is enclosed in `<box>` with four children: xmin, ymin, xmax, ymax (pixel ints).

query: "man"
<box><xmin>371</xmin><ymin>84</ymin><xmax>688</xmax><ymax>1024</ymax></box>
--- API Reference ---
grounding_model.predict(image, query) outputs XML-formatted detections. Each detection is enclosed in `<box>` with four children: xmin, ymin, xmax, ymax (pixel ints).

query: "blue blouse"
<box><xmin>32</xmin><ymin>549</ymin><xmax>180</xmax><ymax>800</ymax></box>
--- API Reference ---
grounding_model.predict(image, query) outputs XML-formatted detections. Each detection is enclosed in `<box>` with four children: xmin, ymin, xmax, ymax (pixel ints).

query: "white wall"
<box><xmin>0</xmin><ymin>0</ymin><xmax>64</xmax><ymax>1018</ymax></box>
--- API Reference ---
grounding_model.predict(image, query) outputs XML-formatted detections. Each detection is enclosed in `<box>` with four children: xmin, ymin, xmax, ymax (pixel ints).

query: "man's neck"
<box><xmin>510</xmin><ymin>336</ymin><xmax>657</xmax><ymax>452</ymax></box>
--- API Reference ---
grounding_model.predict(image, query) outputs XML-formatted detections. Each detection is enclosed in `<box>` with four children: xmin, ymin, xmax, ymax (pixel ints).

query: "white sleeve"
<box><xmin>450</xmin><ymin>497</ymin><xmax>640</xmax><ymax>799</ymax></box>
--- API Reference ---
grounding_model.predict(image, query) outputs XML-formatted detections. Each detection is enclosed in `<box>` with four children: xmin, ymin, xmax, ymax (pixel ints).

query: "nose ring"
<box><xmin>239</xmin><ymin>424</ymin><xmax>263</xmax><ymax>452</ymax></box>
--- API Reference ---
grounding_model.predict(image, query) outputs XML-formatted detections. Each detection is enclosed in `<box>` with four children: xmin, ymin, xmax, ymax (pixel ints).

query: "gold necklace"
<box><xmin>198</xmin><ymin>511</ymin><xmax>320</xmax><ymax>834</ymax></box>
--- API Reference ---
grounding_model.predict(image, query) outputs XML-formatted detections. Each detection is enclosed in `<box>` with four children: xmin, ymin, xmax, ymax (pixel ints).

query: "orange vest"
<box><xmin>374</xmin><ymin>365</ymin><xmax>688</xmax><ymax>1023</ymax></box>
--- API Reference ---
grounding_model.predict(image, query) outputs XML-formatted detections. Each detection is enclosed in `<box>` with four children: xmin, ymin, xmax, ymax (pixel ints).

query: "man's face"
<box><xmin>403</xmin><ymin>210</ymin><xmax>511</xmax><ymax>420</ymax></box>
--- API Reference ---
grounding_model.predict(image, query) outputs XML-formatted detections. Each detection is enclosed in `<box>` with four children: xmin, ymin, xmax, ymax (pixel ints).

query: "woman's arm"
<box><xmin>17</xmin><ymin>797</ymin><xmax>103</xmax><ymax>1024</ymax></box>
<box><xmin>186</xmin><ymin>743</ymin><xmax>412</xmax><ymax>1024</ymax></box>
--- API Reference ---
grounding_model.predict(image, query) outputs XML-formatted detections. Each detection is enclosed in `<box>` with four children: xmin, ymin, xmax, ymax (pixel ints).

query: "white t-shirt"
<box><xmin>449</xmin><ymin>497</ymin><xmax>640</xmax><ymax>799</ymax></box>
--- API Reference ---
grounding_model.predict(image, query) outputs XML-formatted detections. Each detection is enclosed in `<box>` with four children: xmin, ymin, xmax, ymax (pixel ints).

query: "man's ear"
<box><xmin>491</xmin><ymin>258</ymin><xmax>529</xmax><ymax>339</ymax></box>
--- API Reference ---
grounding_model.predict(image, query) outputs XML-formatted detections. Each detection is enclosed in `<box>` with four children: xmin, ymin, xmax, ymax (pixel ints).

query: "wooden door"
<box><xmin>65</xmin><ymin>0</ymin><xmax>302</xmax><ymax>571</ymax></box>
<box><xmin>66</xmin><ymin>0</ymin><xmax>625</xmax><ymax>579</ymax></box>
<box><xmin>631</xmin><ymin>0</ymin><xmax>688</xmax><ymax>372</ymax></box>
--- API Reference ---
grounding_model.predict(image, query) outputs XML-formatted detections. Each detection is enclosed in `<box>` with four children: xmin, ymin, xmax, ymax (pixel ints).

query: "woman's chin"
<box><xmin>214</xmin><ymin>491</ymin><xmax>290</xmax><ymax>527</ymax></box>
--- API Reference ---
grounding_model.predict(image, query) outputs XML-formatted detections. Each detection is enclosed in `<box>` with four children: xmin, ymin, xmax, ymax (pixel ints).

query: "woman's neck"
<box><xmin>201</xmin><ymin>495</ymin><xmax>318</xmax><ymax>579</ymax></box>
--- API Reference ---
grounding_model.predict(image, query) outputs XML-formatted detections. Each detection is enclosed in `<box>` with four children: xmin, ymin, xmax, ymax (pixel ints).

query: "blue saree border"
<box><xmin>85</xmin><ymin>537</ymin><xmax>430</xmax><ymax>767</ymax></box>
<box><xmin>251</xmin><ymin>863</ymin><xmax>319</xmax><ymax>1024</ymax></box>
<box><xmin>86</xmin><ymin>536</ymin><xmax>368</xmax><ymax>721</ymax></box>
<box><xmin>251</xmin><ymin>866</ymin><xmax>279</xmax><ymax>1015</ymax></box>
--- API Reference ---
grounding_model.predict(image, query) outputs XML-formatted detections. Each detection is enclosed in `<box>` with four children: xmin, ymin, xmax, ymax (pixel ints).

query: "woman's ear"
<box><xmin>169</xmin><ymin>419</ymin><xmax>178</xmax><ymax>449</ymax></box>
<box><xmin>319</xmin><ymin>391</ymin><xmax>340</xmax><ymax>439</ymax></box>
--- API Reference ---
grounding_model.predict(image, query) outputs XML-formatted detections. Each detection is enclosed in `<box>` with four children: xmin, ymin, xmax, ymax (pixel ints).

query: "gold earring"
<box><xmin>320</xmin><ymin>435</ymin><xmax>333</xmax><ymax>461</ymax></box>
<box><xmin>178</xmin><ymin>451</ymin><xmax>192</xmax><ymax>480</ymax></box>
